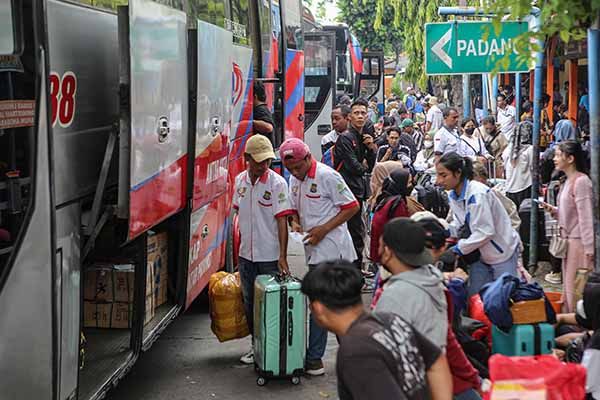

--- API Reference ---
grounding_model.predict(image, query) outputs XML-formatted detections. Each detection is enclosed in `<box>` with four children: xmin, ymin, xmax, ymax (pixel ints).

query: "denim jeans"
<box><xmin>307</xmin><ymin>264</ymin><xmax>328</xmax><ymax>362</ymax></box>
<box><xmin>238</xmin><ymin>257</ymin><xmax>279</xmax><ymax>336</ymax></box>
<box><xmin>454</xmin><ymin>388</ymin><xmax>482</xmax><ymax>400</ymax></box>
<box><xmin>467</xmin><ymin>248</ymin><xmax>519</xmax><ymax>297</ymax></box>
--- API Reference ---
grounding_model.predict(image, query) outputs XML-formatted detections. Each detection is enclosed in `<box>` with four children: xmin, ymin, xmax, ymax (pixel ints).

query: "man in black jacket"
<box><xmin>334</xmin><ymin>98</ymin><xmax>377</xmax><ymax>270</ymax></box>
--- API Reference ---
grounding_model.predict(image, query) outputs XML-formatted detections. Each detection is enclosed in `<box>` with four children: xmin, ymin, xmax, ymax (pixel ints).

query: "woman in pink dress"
<box><xmin>543</xmin><ymin>141</ymin><xmax>594</xmax><ymax>312</ymax></box>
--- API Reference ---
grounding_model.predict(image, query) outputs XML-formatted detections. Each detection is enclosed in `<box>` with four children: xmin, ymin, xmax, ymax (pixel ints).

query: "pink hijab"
<box><xmin>368</xmin><ymin>161</ymin><xmax>404</xmax><ymax>207</ymax></box>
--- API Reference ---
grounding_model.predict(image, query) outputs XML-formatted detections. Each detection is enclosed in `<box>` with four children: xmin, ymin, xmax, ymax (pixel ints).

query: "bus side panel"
<box><xmin>47</xmin><ymin>1</ymin><xmax>118</xmax><ymax>206</ymax></box>
<box><xmin>0</xmin><ymin>66</ymin><xmax>54</xmax><ymax>400</ymax></box>
<box><xmin>229</xmin><ymin>45</ymin><xmax>254</xmax><ymax>185</ymax></box>
<box><xmin>185</xmin><ymin>195</ymin><xmax>228</xmax><ymax>308</ymax></box>
<box><xmin>56</xmin><ymin>203</ymin><xmax>81</xmax><ymax>400</ymax></box>
<box><xmin>191</xmin><ymin>21</ymin><xmax>232</xmax><ymax>211</ymax></box>
<box><xmin>127</xmin><ymin>0</ymin><xmax>188</xmax><ymax>240</ymax></box>
<box><xmin>284</xmin><ymin>49</ymin><xmax>304</xmax><ymax>140</ymax></box>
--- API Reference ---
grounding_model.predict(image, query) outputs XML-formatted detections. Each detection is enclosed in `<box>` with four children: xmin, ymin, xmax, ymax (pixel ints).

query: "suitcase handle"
<box><xmin>288</xmin><ymin>311</ymin><xmax>293</xmax><ymax>346</ymax></box>
<box><xmin>274</xmin><ymin>273</ymin><xmax>300</xmax><ymax>283</ymax></box>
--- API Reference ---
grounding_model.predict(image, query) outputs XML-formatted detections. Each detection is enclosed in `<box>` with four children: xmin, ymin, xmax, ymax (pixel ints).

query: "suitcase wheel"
<box><xmin>291</xmin><ymin>376</ymin><xmax>300</xmax><ymax>385</ymax></box>
<box><xmin>256</xmin><ymin>376</ymin><xmax>267</xmax><ymax>386</ymax></box>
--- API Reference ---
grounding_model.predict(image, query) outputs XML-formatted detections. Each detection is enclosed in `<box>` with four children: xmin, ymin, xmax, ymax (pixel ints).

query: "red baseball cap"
<box><xmin>279</xmin><ymin>138</ymin><xmax>310</xmax><ymax>162</ymax></box>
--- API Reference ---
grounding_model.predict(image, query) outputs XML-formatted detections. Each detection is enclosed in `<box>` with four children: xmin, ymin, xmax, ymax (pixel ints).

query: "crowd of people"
<box><xmin>236</xmin><ymin>81</ymin><xmax>599</xmax><ymax>399</ymax></box>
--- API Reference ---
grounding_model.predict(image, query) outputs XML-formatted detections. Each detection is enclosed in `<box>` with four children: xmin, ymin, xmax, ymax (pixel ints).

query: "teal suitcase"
<box><xmin>253</xmin><ymin>274</ymin><xmax>306</xmax><ymax>386</ymax></box>
<box><xmin>492</xmin><ymin>323</ymin><xmax>554</xmax><ymax>356</ymax></box>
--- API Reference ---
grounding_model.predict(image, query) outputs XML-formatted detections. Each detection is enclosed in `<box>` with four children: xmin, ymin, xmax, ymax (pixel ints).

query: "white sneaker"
<box><xmin>545</xmin><ymin>272</ymin><xmax>562</xmax><ymax>285</ymax></box>
<box><xmin>240</xmin><ymin>350</ymin><xmax>254</xmax><ymax>365</ymax></box>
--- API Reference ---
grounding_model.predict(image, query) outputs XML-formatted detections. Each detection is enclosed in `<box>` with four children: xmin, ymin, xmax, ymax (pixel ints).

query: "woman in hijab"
<box><xmin>369</xmin><ymin>168</ymin><xmax>414</xmax><ymax>264</ymax></box>
<box><xmin>369</xmin><ymin>161</ymin><xmax>424</xmax><ymax>213</ymax></box>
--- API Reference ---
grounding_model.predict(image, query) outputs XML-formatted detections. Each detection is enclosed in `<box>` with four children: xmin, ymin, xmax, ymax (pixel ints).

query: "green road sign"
<box><xmin>425</xmin><ymin>21</ymin><xmax>530</xmax><ymax>75</ymax></box>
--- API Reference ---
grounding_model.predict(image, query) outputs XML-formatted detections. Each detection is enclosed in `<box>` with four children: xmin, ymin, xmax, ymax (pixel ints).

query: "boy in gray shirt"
<box><xmin>375</xmin><ymin>218</ymin><xmax>448</xmax><ymax>348</ymax></box>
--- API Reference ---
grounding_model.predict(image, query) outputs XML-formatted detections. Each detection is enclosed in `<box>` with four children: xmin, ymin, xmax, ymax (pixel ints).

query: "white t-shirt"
<box><xmin>497</xmin><ymin>105</ymin><xmax>517</xmax><ymax>141</ymax></box>
<box><xmin>233</xmin><ymin>169</ymin><xmax>294</xmax><ymax>262</ymax></box>
<box><xmin>434</xmin><ymin>126</ymin><xmax>469</xmax><ymax>157</ymax></box>
<box><xmin>426</xmin><ymin>105</ymin><xmax>444</xmax><ymax>132</ymax></box>
<box><xmin>321</xmin><ymin>130</ymin><xmax>339</xmax><ymax>148</ymax></box>
<box><xmin>460</xmin><ymin>134</ymin><xmax>489</xmax><ymax>159</ymax></box>
<box><xmin>288</xmin><ymin>160</ymin><xmax>358</xmax><ymax>265</ymax></box>
<box><xmin>502</xmin><ymin>145</ymin><xmax>533</xmax><ymax>194</ymax></box>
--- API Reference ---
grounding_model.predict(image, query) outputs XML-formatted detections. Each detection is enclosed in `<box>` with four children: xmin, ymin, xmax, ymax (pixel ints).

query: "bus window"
<box><xmin>280</xmin><ymin>0</ymin><xmax>302</xmax><ymax>50</ymax></box>
<box><xmin>304</xmin><ymin>34</ymin><xmax>333</xmax><ymax>129</ymax></box>
<box><xmin>227</xmin><ymin>0</ymin><xmax>251</xmax><ymax>46</ymax></box>
<box><xmin>68</xmin><ymin>0</ymin><xmax>186</xmax><ymax>12</ymax></box>
<box><xmin>256</xmin><ymin>0</ymin><xmax>273</xmax><ymax>78</ymax></box>
<box><xmin>188</xmin><ymin>0</ymin><xmax>227</xmax><ymax>28</ymax></box>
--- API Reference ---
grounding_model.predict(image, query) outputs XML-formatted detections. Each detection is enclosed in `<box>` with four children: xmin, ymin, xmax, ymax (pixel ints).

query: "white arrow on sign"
<box><xmin>432</xmin><ymin>27</ymin><xmax>452</xmax><ymax>69</ymax></box>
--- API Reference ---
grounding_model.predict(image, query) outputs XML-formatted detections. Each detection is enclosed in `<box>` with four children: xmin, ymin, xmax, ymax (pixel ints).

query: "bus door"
<box><xmin>185</xmin><ymin>20</ymin><xmax>232</xmax><ymax>308</ymax></box>
<box><xmin>117</xmin><ymin>0</ymin><xmax>188</xmax><ymax>241</ymax></box>
<box><xmin>0</xmin><ymin>3</ymin><xmax>56</xmax><ymax>398</ymax></box>
<box><xmin>358</xmin><ymin>51</ymin><xmax>384</xmax><ymax>113</ymax></box>
<box><xmin>280</xmin><ymin>0</ymin><xmax>304</xmax><ymax>142</ymax></box>
<box><xmin>303</xmin><ymin>31</ymin><xmax>335</xmax><ymax>158</ymax></box>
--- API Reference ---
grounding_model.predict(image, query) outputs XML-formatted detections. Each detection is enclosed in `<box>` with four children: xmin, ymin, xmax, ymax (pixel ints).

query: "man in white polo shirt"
<box><xmin>280</xmin><ymin>137</ymin><xmax>359</xmax><ymax>376</ymax></box>
<box><xmin>434</xmin><ymin>107</ymin><xmax>467</xmax><ymax>163</ymax></box>
<box><xmin>496</xmin><ymin>93</ymin><xmax>517</xmax><ymax>141</ymax></box>
<box><xmin>232</xmin><ymin>135</ymin><xmax>294</xmax><ymax>365</ymax></box>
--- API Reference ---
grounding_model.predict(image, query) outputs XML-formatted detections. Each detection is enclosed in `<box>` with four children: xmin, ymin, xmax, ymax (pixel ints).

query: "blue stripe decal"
<box><xmin>286</xmin><ymin>50</ymin><xmax>296</xmax><ymax>70</ymax></box>
<box><xmin>465</xmin><ymin>212</ymin><xmax>470</xmax><ymax>225</ymax></box>
<box><xmin>490</xmin><ymin>239</ymin><xmax>504</xmax><ymax>253</ymax></box>
<box><xmin>285</xmin><ymin>78</ymin><xmax>304</xmax><ymax>119</ymax></box>
<box><xmin>467</xmin><ymin>194</ymin><xmax>477</xmax><ymax>205</ymax></box>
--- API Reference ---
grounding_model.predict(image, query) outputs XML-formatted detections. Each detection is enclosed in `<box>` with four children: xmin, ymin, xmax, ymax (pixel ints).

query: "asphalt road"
<box><xmin>107</xmin><ymin>241</ymin><xmax>343</xmax><ymax>400</ymax></box>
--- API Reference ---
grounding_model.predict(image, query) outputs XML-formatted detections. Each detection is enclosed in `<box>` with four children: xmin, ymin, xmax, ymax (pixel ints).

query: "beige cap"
<box><xmin>428</xmin><ymin>96</ymin><xmax>439</xmax><ymax>105</ymax></box>
<box><xmin>245</xmin><ymin>134</ymin><xmax>276</xmax><ymax>162</ymax></box>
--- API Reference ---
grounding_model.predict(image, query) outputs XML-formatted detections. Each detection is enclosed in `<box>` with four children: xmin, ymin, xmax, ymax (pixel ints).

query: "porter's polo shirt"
<box><xmin>233</xmin><ymin>169</ymin><xmax>294</xmax><ymax>262</ymax></box>
<box><xmin>288</xmin><ymin>159</ymin><xmax>358</xmax><ymax>265</ymax></box>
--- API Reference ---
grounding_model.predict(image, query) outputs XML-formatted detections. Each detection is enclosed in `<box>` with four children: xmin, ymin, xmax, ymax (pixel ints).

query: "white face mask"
<box><xmin>424</xmin><ymin>140</ymin><xmax>434</xmax><ymax>149</ymax></box>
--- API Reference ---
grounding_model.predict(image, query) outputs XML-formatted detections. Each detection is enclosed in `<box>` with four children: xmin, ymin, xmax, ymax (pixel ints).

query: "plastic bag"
<box><xmin>209</xmin><ymin>271</ymin><xmax>250</xmax><ymax>342</ymax></box>
<box><xmin>485</xmin><ymin>355</ymin><xmax>587</xmax><ymax>400</ymax></box>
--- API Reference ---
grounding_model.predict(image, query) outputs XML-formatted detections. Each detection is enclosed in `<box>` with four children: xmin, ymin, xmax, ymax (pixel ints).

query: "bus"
<box><xmin>302</xmin><ymin>21</ymin><xmax>384</xmax><ymax>158</ymax></box>
<box><xmin>0</xmin><ymin>0</ymin><xmax>303</xmax><ymax>399</ymax></box>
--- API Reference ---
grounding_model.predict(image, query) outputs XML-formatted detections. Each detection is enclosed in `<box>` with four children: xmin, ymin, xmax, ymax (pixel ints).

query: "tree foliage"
<box><xmin>336</xmin><ymin>0</ymin><xmax>405</xmax><ymax>64</ymax></box>
<box><xmin>484</xmin><ymin>0</ymin><xmax>600</xmax><ymax>70</ymax></box>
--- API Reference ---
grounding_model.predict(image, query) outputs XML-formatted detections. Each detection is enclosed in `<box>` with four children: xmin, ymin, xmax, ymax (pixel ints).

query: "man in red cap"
<box><xmin>280</xmin><ymin>137</ymin><xmax>360</xmax><ymax>376</ymax></box>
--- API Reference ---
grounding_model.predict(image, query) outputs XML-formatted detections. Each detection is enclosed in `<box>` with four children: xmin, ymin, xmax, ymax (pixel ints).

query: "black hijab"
<box><xmin>374</xmin><ymin>168</ymin><xmax>411</xmax><ymax>218</ymax></box>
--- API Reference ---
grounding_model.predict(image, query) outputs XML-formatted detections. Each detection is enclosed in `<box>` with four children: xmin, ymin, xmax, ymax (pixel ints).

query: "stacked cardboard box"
<box><xmin>83</xmin><ymin>263</ymin><xmax>135</xmax><ymax>329</ymax></box>
<box><xmin>83</xmin><ymin>262</ymin><xmax>155</xmax><ymax>328</ymax></box>
<box><xmin>148</xmin><ymin>232</ymin><xmax>169</xmax><ymax>309</ymax></box>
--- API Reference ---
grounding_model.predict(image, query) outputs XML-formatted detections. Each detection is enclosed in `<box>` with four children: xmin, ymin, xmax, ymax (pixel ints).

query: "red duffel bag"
<box><xmin>484</xmin><ymin>354</ymin><xmax>587</xmax><ymax>400</ymax></box>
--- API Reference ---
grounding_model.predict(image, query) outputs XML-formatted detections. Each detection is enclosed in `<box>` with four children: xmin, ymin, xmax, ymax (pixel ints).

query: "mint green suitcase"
<box><xmin>253</xmin><ymin>274</ymin><xmax>306</xmax><ymax>386</ymax></box>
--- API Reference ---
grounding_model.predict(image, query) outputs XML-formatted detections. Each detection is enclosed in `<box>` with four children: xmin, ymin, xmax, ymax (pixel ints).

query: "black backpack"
<box><xmin>414</xmin><ymin>184</ymin><xmax>450</xmax><ymax>218</ymax></box>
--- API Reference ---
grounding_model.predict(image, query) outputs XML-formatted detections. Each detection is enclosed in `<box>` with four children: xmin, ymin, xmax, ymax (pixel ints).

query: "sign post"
<box><xmin>425</xmin><ymin>21</ymin><xmax>530</xmax><ymax>75</ymax></box>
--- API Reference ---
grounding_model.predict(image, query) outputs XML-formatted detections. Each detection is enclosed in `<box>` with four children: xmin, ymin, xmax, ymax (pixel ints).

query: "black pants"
<box><xmin>347</xmin><ymin>200</ymin><xmax>364</xmax><ymax>269</ymax></box>
<box><xmin>507</xmin><ymin>186</ymin><xmax>531</xmax><ymax>210</ymax></box>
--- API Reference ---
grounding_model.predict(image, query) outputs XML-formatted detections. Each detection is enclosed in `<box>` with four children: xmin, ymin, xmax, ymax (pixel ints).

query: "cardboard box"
<box><xmin>155</xmin><ymin>279</ymin><xmax>168</xmax><ymax>308</ymax></box>
<box><xmin>147</xmin><ymin>231</ymin><xmax>168</xmax><ymax>280</ymax></box>
<box><xmin>84</xmin><ymin>263</ymin><xmax>135</xmax><ymax>303</ymax></box>
<box><xmin>144</xmin><ymin>294</ymin><xmax>155</xmax><ymax>325</ymax></box>
<box><xmin>146</xmin><ymin>257</ymin><xmax>155</xmax><ymax>297</ymax></box>
<box><xmin>84</xmin><ymin>301</ymin><xmax>132</xmax><ymax>329</ymax></box>
<box><xmin>148</xmin><ymin>231</ymin><xmax>168</xmax><ymax>309</ymax></box>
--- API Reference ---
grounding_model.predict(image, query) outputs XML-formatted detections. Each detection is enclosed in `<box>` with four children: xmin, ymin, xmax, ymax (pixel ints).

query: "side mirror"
<box><xmin>0</xmin><ymin>0</ymin><xmax>24</xmax><ymax>56</ymax></box>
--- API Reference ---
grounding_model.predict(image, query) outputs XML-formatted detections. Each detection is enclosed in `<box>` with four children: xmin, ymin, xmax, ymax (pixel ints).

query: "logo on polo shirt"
<box><xmin>278</xmin><ymin>192</ymin><xmax>286</xmax><ymax>203</ymax></box>
<box><xmin>263</xmin><ymin>191</ymin><xmax>272</xmax><ymax>200</ymax></box>
<box><xmin>238</xmin><ymin>187</ymin><xmax>247</xmax><ymax>197</ymax></box>
<box><xmin>292</xmin><ymin>186</ymin><xmax>299</xmax><ymax>195</ymax></box>
<box><xmin>336</xmin><ymin>182</ymin><xmax>348</xmax><ymax>194</ymax></box>
<box><xmin>310</xmin><ymin>183</ymin><xmax>318</xmax><ymax>193</ymax></box>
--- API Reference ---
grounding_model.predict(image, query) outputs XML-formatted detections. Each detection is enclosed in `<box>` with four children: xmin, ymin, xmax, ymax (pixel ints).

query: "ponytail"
<box><xmin>438</xmin><ymin>152</ymin><xmax>474</xmax><ymax>181</ymax></box>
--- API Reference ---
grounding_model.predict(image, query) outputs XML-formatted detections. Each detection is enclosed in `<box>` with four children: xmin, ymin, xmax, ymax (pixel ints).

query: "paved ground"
<box><xmin>107</xmin><ymin>241</ymin><xmax>343</xmax><ymax>400</ymax></box>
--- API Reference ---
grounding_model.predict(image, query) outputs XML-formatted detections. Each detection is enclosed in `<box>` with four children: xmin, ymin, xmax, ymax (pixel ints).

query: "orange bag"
<box><xmin>209</xmin><ymin>271</ymin><xmax>250</xmax><ymax>342</ymax></box>
<box><xmin>485</xmin><ymin>355</ymin><xmax>587</xmax><ymax>400</ymax></box>
<box><xmin>469</xmin><ymin>294</ymin><xmax>492</xmax><ymax>346</ymax></box>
